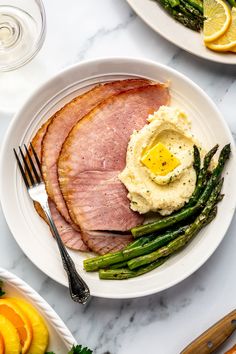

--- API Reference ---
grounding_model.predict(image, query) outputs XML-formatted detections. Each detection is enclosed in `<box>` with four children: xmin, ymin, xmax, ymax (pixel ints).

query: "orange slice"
<box><xmin>0</xmin><ymin>314</ymin><xmax>21</xmax><ymax>354</ymax></box>
<box><xmin>10</xmin><ymin>298</ymin><xmax>49</xmax><ymax>354</ymax></box>
<box><xmin>0</xmin><ymin>332</ymin><xmax>4</xmax><ymax>354</ymax></box>
<box><xmin>0</xmin><ymin>299</ymin><xmax>32</xmax><ymax>353</ymax></box>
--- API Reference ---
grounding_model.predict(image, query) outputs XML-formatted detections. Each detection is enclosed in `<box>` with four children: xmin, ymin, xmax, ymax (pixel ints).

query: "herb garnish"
<box><xmin>46</xmin><ymin>344</ymin><xmax>93</xmax><ymax>354</ymax></box>
<box><xmin>0</xmin><ymin>280</ymin><xmax>5</xmax><ymax>297</ymax></box>
<box><xmin>68</xmin><ymin>345</ymin><xmax>93</xmax><ymax>354</ymax></box>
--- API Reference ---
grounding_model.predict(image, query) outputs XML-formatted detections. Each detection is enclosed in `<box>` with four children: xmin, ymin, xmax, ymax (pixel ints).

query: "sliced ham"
<box><xmin>31</xmin><ymin>120</ymin><xmax>51</xmax><ymax>158</ymax></box>
<box><xmin>31</xmin><ymin>120</ymin><xmax>89</xmax><ymax>251</ymax></box>
<box><xmin>58</xmin><ymin>84</ymin><xmax>170</xmax><ymax>243</ymax></box>
<box><xmin>82</xmin><ymin>231</ymin><xmax>133</xmax><ymax>255</ymax></box>
<box><xmin>42</xmin><ymin>79</ymin><xmax>151</xmax><ymax>225</ymax></box>
<box><xmin>64</xmin><ymin>170</ymin><xmax>143</xmax><ymax>231</ymax></box>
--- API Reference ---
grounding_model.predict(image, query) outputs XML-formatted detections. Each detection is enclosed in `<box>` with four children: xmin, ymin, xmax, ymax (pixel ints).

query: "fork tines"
<box><xmin>14</xmin><ymin>144</ymin><xmax>42</xmax><ymax>188</ymax></box>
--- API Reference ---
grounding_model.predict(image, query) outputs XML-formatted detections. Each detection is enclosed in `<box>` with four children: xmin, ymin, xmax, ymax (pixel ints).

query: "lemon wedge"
<box><xmin>206</xmin><ymin>8</ymin><xmax>236</xmax><ymax>51</ymax></box>
<box><xmin>204</xmin><ymin>0</ymin><xmax>231</xmax><ymax>43</ymax></box>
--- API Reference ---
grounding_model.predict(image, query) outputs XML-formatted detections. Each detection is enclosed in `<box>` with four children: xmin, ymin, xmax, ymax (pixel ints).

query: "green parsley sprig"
<box><xmin>0</xmin><ymin>280</ymin><xmax>5</xmax><ymax>297</ymax></box>
<box><xmin>45</xmin><ymin>344</ymin><xmax>93</xmax><ymax>354</ymax></box>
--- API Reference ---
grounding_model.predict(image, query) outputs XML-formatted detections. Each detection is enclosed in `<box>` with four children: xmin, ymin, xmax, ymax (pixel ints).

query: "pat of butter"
<box><xmin>141</xmin><ymin>142</ymin><xmax>180</xmax><ymax>176</ymax></box>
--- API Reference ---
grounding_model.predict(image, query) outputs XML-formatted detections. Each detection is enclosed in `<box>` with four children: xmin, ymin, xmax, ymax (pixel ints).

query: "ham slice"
<box><xmin>82</xmin><ymin>231</ymin><xmax>133</xmax><ymax>255</ymax></box>
<box><xmin>58</xmin><ymin>84</ymin><xmax>170</xmax><ymax>246</ymax></box>
<box><xmin>30</xmin><ymin>79</ymin><xmax>150</xmax><ymax>254</ymax></box>
<box><xmin>42</xmin><ymin>79</ymin><xmax>151</xmax><ymax>225</ymax></box>
<box><xmin>64</xmin><ymin>170</ymin><xmax>142</xmax><ymax>231</ymax></box>
<box><xmin>31</xmin><ymin>120</ymin><xmax>51</xmax><ymax>158</ymax></box>
<box><xmin>31</xmin><ymin>120</ymin><xmax>88</xmax><ymax>251</ymax></box>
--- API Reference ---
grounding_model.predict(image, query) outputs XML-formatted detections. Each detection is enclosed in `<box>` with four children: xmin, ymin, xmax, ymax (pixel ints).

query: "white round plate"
<box><xmin>0</xmin><ymin>58</ymin><xmax>235</xmax><ymax>299</ymax></box>
<box><xmin>126</xmin><ymin>0</ymin><xmax>236</xmax><ymax>64</ymax></box>
<box><xmin>0</xmin><ymin>267</ymin><xmax>76</xmax><ymax>352</ymax></box>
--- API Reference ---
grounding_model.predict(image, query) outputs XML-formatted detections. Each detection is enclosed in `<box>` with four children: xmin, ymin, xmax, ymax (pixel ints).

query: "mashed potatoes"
<box><xmin>119</xmin><ymin>106</ymin><xmax>201</xmax><ymax>215</ymax></box>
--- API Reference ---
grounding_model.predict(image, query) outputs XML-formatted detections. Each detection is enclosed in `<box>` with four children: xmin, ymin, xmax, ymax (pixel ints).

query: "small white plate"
<box><xmin>0</xmin><ymin>58</ymin><xmax>235</xmax><ymax>299</ymax></box>
<box><xmin>126</xmin><ymin>0</ymin><xmax>236</xmax><ymax>65</ymax></box>
<box><xmin>0</xmin><ymin>267</ymin><xmax>76</xmax><ymax>352</ymax></box>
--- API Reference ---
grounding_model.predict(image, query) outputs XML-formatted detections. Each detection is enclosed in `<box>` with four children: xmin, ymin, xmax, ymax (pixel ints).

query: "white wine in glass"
<box><xmin>0</xmin><ymin>0</ymin><xmax>46</xmax><ymax>112</ymax></box>
<box><xmin>0</xmin><ymin>0</ymin><xmax>46</xmax><ymax>71</ymax></box>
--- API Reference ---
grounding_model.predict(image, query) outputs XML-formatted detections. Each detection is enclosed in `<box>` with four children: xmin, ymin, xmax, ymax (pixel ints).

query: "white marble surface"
<box><xmin>0</xmin><ymin>1</ymin><xmax>236</xmax><ymax>353</ymax></box>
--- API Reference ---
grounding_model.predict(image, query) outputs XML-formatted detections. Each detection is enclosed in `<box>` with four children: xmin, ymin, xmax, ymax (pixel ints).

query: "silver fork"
<box><xmin>14</xmin><ymin>144</ymin><xmax>90</xmax><ymax>304</ymax></box>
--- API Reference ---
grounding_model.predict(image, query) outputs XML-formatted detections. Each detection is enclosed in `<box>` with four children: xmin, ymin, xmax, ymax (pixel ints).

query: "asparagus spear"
<box><xmin>193</xmin><ymin>145</ymin><xmax>201</xmax><ymax>181</ymax></box>
<box><xmin>131</xmin><ymin>144</ymin><xmax>229</xmax><ymax>238</ymax></box>
<box><xmin>99</xmin><ymin>257</ymin><xmax>167</xmax><ymax>280</ymax></box>
<box><xmin>84</xmin><ymin>234</ymin><xmax>156</xmax><ymax>271</ymax></box>
<box><xmin>84</xmin><ymin>250</ymin><xmax>124</xmax><ymax>272</ymax></box>
<box><xmin>197</xmin><ymin>144</ymin><xmax>230</xmax><ymax>206</ymax></box>
<box><xmin>173</xmin><ymin>11</ymin><xmax>202</xmax><ymax>31</ymax></box>
<box><xmin>179</xmin><ymin>0</ymin><xmax>203</xmax><ymax>17</ymax></box>
<box><xmin>183</xmin><ymin>144</ymin><xmax>219</xmax><ymax>209</ymax></box>
<box><xmin>227</xmin><ymin>0</ymin><xmax>236</xmax><ymax>7</ymax></box>
<box><xmin>110</xmin><ymin>261</ymin><xmax>129</xmax><ymax>269</ymax></box>
<box><xmin>101</xmin><ymin>204</ymin><xmax>217</xmax><ymax>279</ymax></box>
<box><xmin>168</xmin><ymin>0</ymin><xmax>180</xmax><ymax>7</ymax></box>
<box><xmin>110</xmin><ymin>237</ymin><xmax>157</xmax><ymax>269</ymax></box>
<box><xmin>185</xmin><ymin>0</ymin><xmax>203</xmax><ymax>13</ymax></box>
<box><xmin>124</xmin><ymin>235</ymin><xmax>156</xmax><ymax>250</ymax></box>
<box><xmin>110</xmin><ymin>235</ymin><xmax>157</xmax><ymax>269</ymax></box>
<box><xmin>84</xmin><ymin>226</ymin><xmax>187</xmax><ymax>272</ymax></box>
<box><xmin>128</xmin><ymin>182</ymin><xmax>221</xmax><ymax>270</ymax></box>
<box><xmin>158</xmin><ymin>0</ymin><xmax>202</xmax><ymax>31</ymax></box>
<box><xmin>123</xmin><ymin>226</ymin><xmax>188</xmax><ymax>260</ymax></box>
<box><xmin>131</xmin><ymin>205</ymin><xmax>194</xmax><ymax>238</ymax></box>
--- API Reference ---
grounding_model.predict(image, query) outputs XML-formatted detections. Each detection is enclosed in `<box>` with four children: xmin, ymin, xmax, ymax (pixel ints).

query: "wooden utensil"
<box><xmin>225</xmin><ymin>344</ymin><xmax>236</xmax><ymax>354</ymax></box>
<box><xmin>181</xmin><ymin>309</ymin><xmax>236</xmax><ymax>354</ymax></box>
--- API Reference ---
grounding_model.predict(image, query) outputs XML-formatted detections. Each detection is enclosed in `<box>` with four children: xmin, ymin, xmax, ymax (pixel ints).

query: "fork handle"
<box><xmin>41</xmin><ymin>202</ymin><xmax>90</xmax><ymax>304</ymax></box>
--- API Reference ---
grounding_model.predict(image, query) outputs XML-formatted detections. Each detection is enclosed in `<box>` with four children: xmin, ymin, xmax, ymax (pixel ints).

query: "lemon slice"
<box><xmin>204</xmin><ymin>0</ymin><xmax>231</xmax><ymax>43</ymax></box>
<box><xmin>206</xmin><ymin>8</ymin><xmax>236</xmax><ymax>51</ymax></box>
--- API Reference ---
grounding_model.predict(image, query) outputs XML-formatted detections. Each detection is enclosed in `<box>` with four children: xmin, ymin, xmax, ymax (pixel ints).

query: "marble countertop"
<box><xmin>0</xmin><ymin>1</ymin><xmax>236</xmax><ymax>353</ymax></box>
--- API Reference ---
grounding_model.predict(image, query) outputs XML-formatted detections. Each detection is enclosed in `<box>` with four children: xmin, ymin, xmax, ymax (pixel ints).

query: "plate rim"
<box><xmin>0</xmin><ymin>267</ymin><xmax>76</xmax><ymax>349</ymax></box>
<box><xmin>126</xmin><ymin>0</ymin><xmax>236</xmax><ymax>65</ymax></box>
<box><xmin>0</xmin><ymin>57</ymin><xmax>235</xmax><ymax>299</ymax></box>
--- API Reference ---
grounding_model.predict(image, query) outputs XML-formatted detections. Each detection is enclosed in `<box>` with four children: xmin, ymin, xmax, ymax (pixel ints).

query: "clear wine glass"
<box><xmin>0</xmin><ymin>0</ymin><xmax>46</xmax><ymax>113</ymax></box>
<box><xmin>0</xmin><ymin>0</ymin><xmax>46</xmax><ymax>71</ymax></box>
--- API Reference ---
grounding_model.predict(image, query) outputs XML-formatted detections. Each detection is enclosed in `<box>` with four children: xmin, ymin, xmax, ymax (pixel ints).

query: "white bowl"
<box><xmin>0</xmin><ymin>57</ymin><xmax>235</xmax><ymax>299</ymax></box>
<box><xmin>0</xmin><ymin>267</ymin><xmax>76</xmax><ymax>352</ymax></box>
<box><xmin>126</xmin><ymin>0</ymin><xmax>236</xmax><ymax>65</ymax></box>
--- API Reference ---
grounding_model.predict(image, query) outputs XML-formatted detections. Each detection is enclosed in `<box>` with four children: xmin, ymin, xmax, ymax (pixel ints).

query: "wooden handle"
<box><xmin>181</xmin><ymin>309</ymin><xmax>236</xmax><ymax>354</ymax></box>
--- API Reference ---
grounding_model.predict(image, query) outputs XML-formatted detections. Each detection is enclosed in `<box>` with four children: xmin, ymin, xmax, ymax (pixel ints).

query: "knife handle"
<box><xmin>181</xmin><ymin>309</ymin><xmax>236</xmax><ymax>354</ymax></box>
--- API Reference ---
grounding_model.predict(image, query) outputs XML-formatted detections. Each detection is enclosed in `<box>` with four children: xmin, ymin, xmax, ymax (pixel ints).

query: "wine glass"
<box><xmin>0</xmin><ymin>0</ymin><xmax>46</xmax><ymax>71</ymax></box>
<box><xmin>0</xmin><ymin>0</ymin><xmax>46</xmax><ymax>113</ymax></box>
